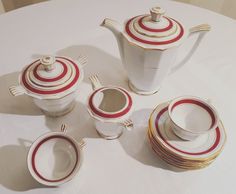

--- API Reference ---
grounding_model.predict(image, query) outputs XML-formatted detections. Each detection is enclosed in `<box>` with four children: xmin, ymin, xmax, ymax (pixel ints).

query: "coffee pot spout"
<box><xmin>101</xmin><ymin>18</ymin><xmax>124</xmax><ymax>61</ymax></box>
<box><xmin>101</xmin><ymin>18</ymin><xmax>122</xmax><ymax>39</ymax></box>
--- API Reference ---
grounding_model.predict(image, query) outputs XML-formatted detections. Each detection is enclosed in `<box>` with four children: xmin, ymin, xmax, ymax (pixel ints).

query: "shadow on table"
<box><xmin>119</xmin><ymin>109</ymin><xmax>186</xmax><ymax>172</ymax></box>
<box><xmin>45</xmin><ymin>101</ymin><xmax>100</xmax><ymax>140</ymax></box>
<box><xmin>55</xmin><ymin>45</ymin><xmax>129</xmax><ymax>90</ymax></box>
<box><xmin>32</xmin><ymin>45</ymin><xmax>185</xmax><ymax>172</ymax></box>
<box><xmin>0</xmin><ymin>72</ymin><xmax>42</xmax><ymax>115</ymax></box>
<box><xmin>0</xmin><ymin>139</ymin><xmax>45</xmax><ymax>191</ymax></box>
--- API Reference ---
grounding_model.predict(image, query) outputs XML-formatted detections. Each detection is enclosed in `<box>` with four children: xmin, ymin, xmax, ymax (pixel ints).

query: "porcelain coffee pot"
<box><xmin>101</xmin><ymin>6</ymin><xmax>210</xmax><ymax>95</ymax></box>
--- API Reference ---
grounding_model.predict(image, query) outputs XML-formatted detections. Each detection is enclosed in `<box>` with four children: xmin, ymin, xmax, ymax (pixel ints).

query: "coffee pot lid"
<box><xmin>125</xmin><ymin>7</ymin><xmax>187</xmax><ymax>50</ymax></box>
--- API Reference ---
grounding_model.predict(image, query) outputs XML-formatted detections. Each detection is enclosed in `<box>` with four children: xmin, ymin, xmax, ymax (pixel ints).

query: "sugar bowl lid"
<box><xmin>125</xmin><ymin>7</ymin><xmax>187</xmax><ymax>50</ymax></box>
<box><xmin>20</xmin><ymin>56</ymin><xmax>84</xmax><ymax>99</ymax></box>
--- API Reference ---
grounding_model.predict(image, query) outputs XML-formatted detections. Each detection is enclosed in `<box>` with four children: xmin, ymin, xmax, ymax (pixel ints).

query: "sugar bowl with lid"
<box><xmin>9</xmin><ymin>55</ymin><xmax>85</xmax><ymax>116</ymax></box>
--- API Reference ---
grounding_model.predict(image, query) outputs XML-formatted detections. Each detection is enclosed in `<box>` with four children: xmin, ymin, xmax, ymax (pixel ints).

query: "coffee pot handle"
<box><xmin>169</xmin><ymin>24</ymin><xmax>211</xmax><ymax>74</ymax></box>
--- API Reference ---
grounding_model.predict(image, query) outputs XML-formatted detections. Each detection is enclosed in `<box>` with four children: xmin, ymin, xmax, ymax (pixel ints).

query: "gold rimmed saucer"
<box><xmin>147</xmin><ymin>101</ymin><xmax>227</xmax><ymax>170</ymax></box>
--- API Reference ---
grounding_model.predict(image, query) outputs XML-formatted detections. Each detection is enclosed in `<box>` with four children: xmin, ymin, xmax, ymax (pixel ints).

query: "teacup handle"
<box><xmin>89</xmin><ymin>75</ymin><xmax>103</xmax><ymax>90</ymax></box>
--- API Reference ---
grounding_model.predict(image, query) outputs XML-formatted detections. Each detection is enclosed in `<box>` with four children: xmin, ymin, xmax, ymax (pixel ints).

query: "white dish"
<box><xmin>168</xmin><ymin>96</ymin><xmax>219</xmax><ymax>140</ymax></box>
<box><xmin>27</xmin><ymin>125</ymin><xmax>85</xmax><ymax>186</ymax></box>
<box><xmin>149</xmin><ymin>102</ymin><xmax>226</xmax><ymax>160</ymax></box>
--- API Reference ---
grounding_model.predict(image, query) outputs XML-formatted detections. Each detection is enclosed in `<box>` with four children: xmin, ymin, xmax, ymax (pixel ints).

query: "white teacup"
<box><xmin>87</xmin><ymin>75</ymin><xmax>133</xmax><ymax>139</ymax></box>
<box><xmin>168</xmin><ymin>96</ymin><xmax>219</xmax><ymax>141</ymax></box>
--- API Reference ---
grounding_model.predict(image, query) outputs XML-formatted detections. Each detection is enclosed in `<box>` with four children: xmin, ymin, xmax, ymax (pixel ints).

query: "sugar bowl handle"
<box><xmin>61</xmin><ymin>124</ymin><xmax>68</xmax><ymax>133</ymax></box>
<box><xmin>78</xmin><ymin>139</ymin><xmax>86</xmax><ymax>149</ymax></box>
<box><xmin>9</xmin><ymin>85</ymin><xmax>26</xmax><ymax>96</ymax></box>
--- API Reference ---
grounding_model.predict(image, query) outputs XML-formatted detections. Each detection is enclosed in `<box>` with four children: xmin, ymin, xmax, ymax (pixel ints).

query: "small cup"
<box><xmin>27</xmin><ymin>124</ymin><xmax>85</xmax><ymax>186</ymax></box>
<box><xmin>168</xmin><ymin>96</ymin><xmax>219</xmax><ymax>141</ymax></box>
<box><xmin>87</xmin><ymin>75</ymin><xmax>133</xmax><ymax>139</ymax></box>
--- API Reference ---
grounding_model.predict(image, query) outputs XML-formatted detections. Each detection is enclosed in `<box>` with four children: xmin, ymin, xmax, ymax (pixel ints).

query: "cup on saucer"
<box><xmin>168</xmin><ymin>96</ymin><xmax>219</xmax><ymax>141</ymax></box>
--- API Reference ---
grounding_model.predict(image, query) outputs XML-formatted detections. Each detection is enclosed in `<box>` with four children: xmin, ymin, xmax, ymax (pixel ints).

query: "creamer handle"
<box><xmin>89</xmin><ymin>75</ymin><xmax>103</xmax><ymax>90</ymax></box>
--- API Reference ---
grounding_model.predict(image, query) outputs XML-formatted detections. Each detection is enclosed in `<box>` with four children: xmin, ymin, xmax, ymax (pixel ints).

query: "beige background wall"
<box><xmin>176</xmin><ymin>0</ymin><xmax>236</xmax><ymax>19</ymax></box>
<box><xmin>0</xmin><ymin>0</ymin><xmax>236</xmax><ymax>19</ymax></box>
<box><xmin>0</xmin><ymin>0</ymin><xmax>4</xmax><ymax>13</ymax></box>
<box><xmin>1</xmin><ymin>0</ymin><xmax>47</xmax><ymax>12</ymax></box>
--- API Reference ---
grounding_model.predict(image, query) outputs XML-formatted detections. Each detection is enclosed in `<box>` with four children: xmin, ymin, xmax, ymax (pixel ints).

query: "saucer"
<box><xmin>148</xmin><ymin>102</ymin><xmax>226</xmax><ymax>169</ymax></box>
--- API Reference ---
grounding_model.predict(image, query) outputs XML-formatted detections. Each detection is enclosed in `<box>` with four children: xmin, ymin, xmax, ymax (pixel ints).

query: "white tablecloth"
<box><xmin>0</xmin><ymin>0</ymin><xmax>235</xmax><ymax>193</ymax></box>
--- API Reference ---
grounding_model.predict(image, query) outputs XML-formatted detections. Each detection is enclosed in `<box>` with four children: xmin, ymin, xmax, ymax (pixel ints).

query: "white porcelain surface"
<box><xmin>33</xmin><ymin>91</ymin><xmax>77</xmax><ymax>117</ymax></box>
<box><xmin>89</xmin><ymin>88</ymin><xmax>130</xmax><ymax>139</ymax></box>
<box><xmin>0</xmin><ymin>0</ymin><xmax>235</xmax><ymax>194</ymax></box>
<box><xmin>168</xmin><ymin>96</ymin><xmax>219</xmax><ymax>140</ymax></box>
<box><xmin>149</xmin><ymin>102</ymin><xmax>226</xmax><ymax>159</ymax></box>
<box><xmin>27</xmin><ymin>131</ymin><xmax>83</xmax><ymax>186</ymax></box>
<box><xmin>122</xmin><ymin>40</ymin><xmax>178</xmax><ymax>92</ymax></box>
<box><xmin>88</xmin><ymin>76</ymin><xmax>133</xmax><ymax>139</ymax></box>
<box><xmin>102</xmin><ymin>7</ymin><xmax>210</xmax><ymax>94</ymax></box>
<box><xmin>9</xmin><ymin>56</ymin><xmax>84</xmax><ymax>116</ymax></box>
<box><xmin>33</xmin><ymin>138</ymin><xmax>77</xmax><ymax>180</ymax></box>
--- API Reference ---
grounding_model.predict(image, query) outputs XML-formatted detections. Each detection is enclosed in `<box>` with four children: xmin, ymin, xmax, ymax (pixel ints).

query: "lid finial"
<box><xmin>40</xmin><ymin>56</ymin><xmax>56</xmax><ymax>71</ymax></box>
<box><xmin>150</xmin><ymin>7</ymin><xmax>165</xmax><ymax>22</ymax></box>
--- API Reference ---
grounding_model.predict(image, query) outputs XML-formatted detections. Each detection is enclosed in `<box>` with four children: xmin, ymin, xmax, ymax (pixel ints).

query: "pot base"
<box><xmin>41</xmin><ymin>101</ymin><xmax>76</xmax><ymax>117</ymax></box>
<box><xmin>128</xmin><ymin>81</ymin><xmax>160</xmax><ymax>96</ymax></box>
<box><xmin>96</xmin><ymin>129</ymin><xmax>123</xmax><ymax>140</ymax></box>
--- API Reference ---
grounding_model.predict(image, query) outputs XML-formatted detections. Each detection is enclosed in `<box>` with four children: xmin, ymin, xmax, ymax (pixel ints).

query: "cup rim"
<box><xmin>88</xmin><ymin>86</ymin><xmax>133</xmax><ymax>119</ymax></box>
<box><xmin>27</xmin><ymin>131</ymin><xmax>82</xmax><ymax>186</ymax></box>
<box><xmin>168</xmin><ymin>96</ymin><xmax>219</xmax><ymax>134</ymax></box>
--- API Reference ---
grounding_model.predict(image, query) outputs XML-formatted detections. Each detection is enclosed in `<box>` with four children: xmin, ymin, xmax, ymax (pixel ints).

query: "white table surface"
<box><xmin>0</xmin><ymin>0</ymin><xmax>235</xmax><ymax>193</ymax></box>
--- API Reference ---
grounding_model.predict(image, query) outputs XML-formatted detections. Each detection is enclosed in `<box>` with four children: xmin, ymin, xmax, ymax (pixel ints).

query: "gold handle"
<box><xmin>89</xmin><ymin>75</ymin><xmax>103</xmax><ymax>90</ymax></box>
<box><xmin>9</xmin><ymin>85</ymin><xmax>26</xmax><ymax>96</ymax></box>
<box><xmin>189</xmin><ymin>24</ymin><xmax>211</xmax><ymax>34</ymax></box>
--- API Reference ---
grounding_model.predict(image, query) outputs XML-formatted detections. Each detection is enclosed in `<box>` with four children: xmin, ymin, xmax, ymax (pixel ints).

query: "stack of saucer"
<box><xmin>148</xmin><ymin>97</ymin><xmax>226</xmax><ymax>170</ymax></box>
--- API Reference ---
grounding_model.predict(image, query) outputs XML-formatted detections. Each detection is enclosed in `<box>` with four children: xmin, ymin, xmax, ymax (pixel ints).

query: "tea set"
<box><xmin>8</xmin><ymin>6</ymin><xmax>226</xmax><ymax>185</ymax></box>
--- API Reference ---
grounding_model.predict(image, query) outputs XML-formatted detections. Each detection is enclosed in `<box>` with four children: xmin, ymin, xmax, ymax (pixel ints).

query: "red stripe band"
<box><xmin>125</xmin><ymin>16</ymin><xmax>184</xmax><ymax>45</ymax></box>
<box><xmin>33</xmin><ymin>60</ymin><xmax>68</xmax><ymax>82</ymax></box>
<box><xmin>22</xmin><ymin>57</ymin><xmax>80</xmax><ymax>95</ymax></box>
<box><xmin>89</xmin><ymin>87</ymin><xmax>132</xmax><ymax>119</ymax></box>
<box><xmin>170</xmin><ymin>99</ymin><xmax>216</xmax><ymax>128</ymax></box>
<box><xmin>138</xmin><ymin>16</ymin><xmax>173</xmax><ymax>32</ymax></box>
<box><xmin>31</xmin><ymin>135</ymin><xmax>79</xmax><ymax>182</ymax></box>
